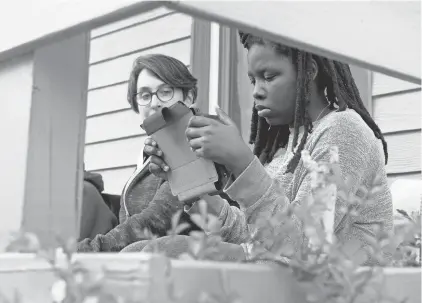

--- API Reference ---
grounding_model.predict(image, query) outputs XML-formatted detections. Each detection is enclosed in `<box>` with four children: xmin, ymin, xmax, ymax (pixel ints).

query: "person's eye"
<box><xmin>140</xmin><ymin>92</ymin><xmax>151</xmax><ymax>100</ymax></box>
<box><xmin>248</xmin><ymin>76</ymin><xmax>256</xmax><ymax>85</ymax></box>
<box><xmin>264</xmin><ymin>74</ymin><xmax>277</xmax><ymax>81</ymax></box>
<box><xmin>160</xmin><ymin>88</ymin><xmax>173</xmax><ymax>96</ymax></box>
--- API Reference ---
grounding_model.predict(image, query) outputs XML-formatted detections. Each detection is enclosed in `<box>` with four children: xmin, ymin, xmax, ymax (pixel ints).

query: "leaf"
<box><xmin>188</xmin><ymin>239</ymin><xmax>202</xmax><ymax>256</ymax></box>
<box><xmin>51</xmin><ymin>279</ymin><xmax>67</xmax><ymax>302</ymax></box>
<box><xmin>178</xmin><ymin>253</ymin><xmax>195</xmax><ymax>261</ymax></box>
<box><xmin>207</xmin><ymin>215</ymin><xmax>222</xmax><ymax>233</ymax></box>
<box><xmin>171</xmin><ymin>210</ymin><xmax>183</xmax><ymax>230</ymax></box>
<box><xmin>82</xmin><ymin>296</ymin><xmax>100</xmax><ymax>303</ymax></box>
<box><xmin>189</xmin><ymin>230</ymin><xmax>206</xmax><ymax>240</ymax></box>
<box><xmin>191</xmin><ymin>214</ymin><xmax>205</xmax><ymax>229</ymax></box>
<box><xmin>5</xmin><ymin>232</ymin><xmax>41</xmax><ymax>253</ymax></box>
<box><xmin>174</xmin><ymin>223</ymin><xmax>190</xmax><ymax>235</ymax></box>
<box><xmin>396</xmin><ymin>209</ymin><xmax>415</xmax><ymax>222</ymax></box>
<box><xmin>198</xmin><ymin>200</ymin><xmax>208</xmax><ymax>218</ymax></box>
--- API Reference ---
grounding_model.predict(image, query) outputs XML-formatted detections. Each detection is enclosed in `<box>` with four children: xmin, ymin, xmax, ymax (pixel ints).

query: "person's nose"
<box><xmin>252</xmin><ymin>81</ymin><xmax>266</xmax><ymax>101</ymax></box>
<box><xmin>149</xmin><ymin>94</ymin><xmax>161</xmax><ymax>110</ymax></box>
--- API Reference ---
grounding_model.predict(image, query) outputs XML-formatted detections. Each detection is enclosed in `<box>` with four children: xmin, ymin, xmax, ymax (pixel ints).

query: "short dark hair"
<box><xmin>127</xmin><ymin>54</ymin><xmax>198</xmax><ymax>113</ymax></box>
<box><xmin>239</xmin><ymin>31</ymin><xmax>388</xmax><ymax>173</ymax></box>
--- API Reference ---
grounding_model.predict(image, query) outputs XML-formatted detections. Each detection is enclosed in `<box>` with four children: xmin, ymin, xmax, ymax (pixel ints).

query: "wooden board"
<box><xmin>84</xmin><ymin>136</ymin><xmax>146</xmax><ymax>171</ymax></box>
<box><xmin>373</xmin><ymin>90</ymin><xmax>421</xmax><ymax>134</ymax></box>
<box><xmin>0</xmin><ymin>1</ymin><xmax>420</xmax><ymax>82</ymax></box>
<box><xmin>0</xmin><ymin>254</ymin><xmax>420</xmax><ymax>303</ymax></box>
<box><xmin>21</xmin><ymin>33</ymin><xmax>90</xmax><ymax>248</ymax></box>
<box><xmin>91</xmin><ymin>7</ymin><xmax>173</xmax><ymax>38</ymax></box>
<box><xmin>89</xmin><ymin>13</ymin><xmax>192</xmax><ymax>63</ymax></box>
<box><xmin>0</xmin><ymin>54</ymin><xmax>34</xmax><ymax>235</ymax></box>
<box><xmin>88</xmin><ymin>38</ymin><xmax>191</xmax><ymax>89</ymax></box>
<box><xmin>167</xmin><ymin>1</ymin><xmax>421</xmax><ymax>83</ymax></box>
<box><xmin>0</xmin><ymin>1</ymin><xmax>162</xmax><ymax>63</ymax></box>
<box><xmin>373</xmin><ymin>72</ymin><xmax>421</xmax><ymax>96</ymax></box>
<box><xmin>388</xmin><ymin>172</ymin><xmax>421</xmax><ymax>187</ymax></box>
<box><xmin>85</xmin><ymin>110</ymin><xmax>145</xmax><ymax>144</ymax></box>
<box><xmin>87</xmin><ymin>83</ymin><xmax>130</xmax><ymax>116</ymax></box>
<box><xmin>385</xmin><ymin>130</ymin><xmax>421</xmax><ymax>174</ymax></box>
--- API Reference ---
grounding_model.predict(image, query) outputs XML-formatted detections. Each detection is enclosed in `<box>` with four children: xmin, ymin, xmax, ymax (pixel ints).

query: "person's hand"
<box><xmin>143</xmin><ymin>137</ymin><xmax>169</xmax><ymax>180</ymax></box>
<box><xmin>186</xmin><ymin>108</ymin><xmax>254</xmax><ymax>177</ymax></box>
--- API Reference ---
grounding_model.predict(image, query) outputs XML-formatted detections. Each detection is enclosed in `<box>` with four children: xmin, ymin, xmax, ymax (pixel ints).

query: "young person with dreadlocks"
<box><xmin>145</xmin><ymin>32</ymin><xmax>393</xmax><ymax>265</ymax></box>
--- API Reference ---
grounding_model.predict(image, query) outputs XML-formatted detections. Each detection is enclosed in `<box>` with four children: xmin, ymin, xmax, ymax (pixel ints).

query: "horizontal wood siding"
<box><xmin>85</xmin><ymin>9</ymin><xmax>192</xmax><ymax>194</ymax></box>
<box><xmin>373</xmin><ymin>90</ymin><xmax>421</xmax><ymax>134</ymax></box>
<box><xmin>372</xmin><ymin>72</ymin><xmax>421</xmax><ymax>184</ymax></box>
<box><xmin>85</xmin><ymin>137</ymin><xmax>146</xmax><ymax>171</ymax></box>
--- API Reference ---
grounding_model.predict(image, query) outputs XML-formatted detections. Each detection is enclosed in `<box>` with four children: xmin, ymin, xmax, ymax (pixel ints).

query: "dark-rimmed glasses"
<box><xmin>135</xmin><ymin>86</ymin><xmax>175</xmax><ymax>106</ymax></box>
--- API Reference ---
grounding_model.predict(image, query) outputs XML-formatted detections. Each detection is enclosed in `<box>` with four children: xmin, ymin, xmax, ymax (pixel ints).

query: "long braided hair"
<box><xmin>239</xmin><ymin>31</ymin><xmax>388</xmax><ymax>174</ymax></box>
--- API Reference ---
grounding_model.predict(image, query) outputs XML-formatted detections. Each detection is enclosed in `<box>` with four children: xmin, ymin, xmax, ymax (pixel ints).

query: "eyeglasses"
<box><xmin>135</xmin><ymin>86</ymin><xmax>175</xmax><ymax>106</ymax></box>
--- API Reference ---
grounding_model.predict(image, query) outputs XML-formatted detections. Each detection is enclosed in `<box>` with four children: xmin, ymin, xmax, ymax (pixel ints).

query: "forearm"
<box><xmin>224</xmin><ymin>156</ymin><xmax>304</xmax><ymax>253</ymax></box>
<box><xmin>77</xmin><ymin>215</ymin><xmax>150</xmax><ymax>252</ymax></box>
<box><xmin>78</xmin><ymin>182</ymin><xmax>185</xmax><ymax>252</ymax></box>
<box><xmin>217</xmin><ymin>202</ymin><xmax>250</xmax><ymax>244</ymax></box>
<box><xmin>186</xmin><ymin>195</ymin><xmax>249</xmax><ymax>243</ymax></box>
<box><xmin>119</xmin><ymin>201</ymin><xmax>127</xmax><ymax>224</ymax></box>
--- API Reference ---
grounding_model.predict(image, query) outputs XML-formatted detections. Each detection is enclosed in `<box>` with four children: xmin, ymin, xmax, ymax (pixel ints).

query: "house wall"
<box><xmin>84</xmin><ymin>10</ymin><xmax>421</xmax><ymax>195</ymax></box>
<box><xmin>372</xmin><ymin>73</ymin><xmax>421</xmax><ymax>185</ymax></box>
<box><xmin>85</xmin><ymin>8</ymin><xmax>192</xmax><ymax>194</ymax></box>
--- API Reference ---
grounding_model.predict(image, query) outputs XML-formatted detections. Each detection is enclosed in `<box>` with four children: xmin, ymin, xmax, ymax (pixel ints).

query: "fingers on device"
<box><xmin>141</xmin><ymin>101</ymin><xmax>228</xmax><ymax>202</ymax></box>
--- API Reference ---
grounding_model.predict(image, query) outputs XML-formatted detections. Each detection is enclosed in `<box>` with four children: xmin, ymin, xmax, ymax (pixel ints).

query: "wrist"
<box><xmin>200</xmin><ymin>195</ymin><xmax>226</xmax><ymax>217</ymax></box>
<box><xmin>228</xmin><ymin>147</ymin><xmax>254</xmax><ymax>178</ymax></box>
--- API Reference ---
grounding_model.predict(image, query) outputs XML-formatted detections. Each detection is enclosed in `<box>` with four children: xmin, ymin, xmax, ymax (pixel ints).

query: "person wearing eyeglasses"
<box><xmin>77</xmin><ymin>54</ymin><xmax>239</xmax><ymax>253</ymax></box>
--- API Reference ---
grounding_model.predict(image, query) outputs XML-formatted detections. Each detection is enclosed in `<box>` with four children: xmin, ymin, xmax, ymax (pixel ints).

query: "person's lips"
<box><xmin>255</xmin><ymin>105</ymin><xmax>272</xmax><ymax>117</ymax></box>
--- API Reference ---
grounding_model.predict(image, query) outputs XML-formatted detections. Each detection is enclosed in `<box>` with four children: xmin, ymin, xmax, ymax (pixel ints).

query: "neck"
<box><xmin>288</xmin><ymin>94</ymin><xmax>331</xmax><ymax>128</ymax></box>
<box><xmin>309</xmin><ymin>94</ymin><xmax>331</xmax><ymax>122</ymax></box>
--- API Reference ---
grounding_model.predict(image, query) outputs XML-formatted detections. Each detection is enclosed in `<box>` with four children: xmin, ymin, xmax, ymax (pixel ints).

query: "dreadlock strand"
<box><xmin>292</xmin><ymin>51</ymin><xmax>306</xmax><ymax>151</ymax></box>
<box><xmin>350</xmin><ymin>106</ymin><xmax>389</xmax><ymax>164</ymax></box>
<box><xmin>249</xmin><ymin>104</ymin><xmax>259</xmax><ymax>144</ymax></box>
<box><xmin>318</xmin><ymin>59</ymin><xmax>338</xmax><ymax>109</ymax></box>
<box><xmin>286</xmin><ymin>53</ymin><xmax>314</xmax><ymax>173</ymax></box>
<box><xmin>327</xmin><ymin>61</ymin><xmax>348</xmax><ymax>111</ymax></box>
<box><xmin>286</xmin><ymin>130</ymin><xmax>310</xmax><ymax>174</ymax></box>
<box><xmin>253</xmin><ymin>117</ymin><xmax>270</xmax><ymax>160</ymax></box>
<box><xmin>335</xmin><ymin>64</ymin><xmax>388</xmax><ymax>162</ymax></box>
<box><xmin>340</xmin><ymin>64</ymin><xmax>362</xmax><ymax>104</ymax></box>
<box><xmin>333</xmin><ymin>62</ymin><xmax>354</xmax><ymax>101</ymax></box>
<box><xmin>269</xmin><ymin>127</ymin><xmax>281</xmax><ymax>159</ymax></box>
<box><xmin>264</xmin><ymin>126</ymin><xmax>278</xmax><ymax>160</ymax></box>
<box><xmin>259</xmin><ymin>131</ymin><xmax>274</xmax><ymax>164</ymax></box>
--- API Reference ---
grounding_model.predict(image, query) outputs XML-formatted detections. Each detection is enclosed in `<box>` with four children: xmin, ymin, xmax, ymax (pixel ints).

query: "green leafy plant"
<box><xmin>1</xmin><ymin>147</ymin><xmax>420</xmax><ymax>303</ymax></box>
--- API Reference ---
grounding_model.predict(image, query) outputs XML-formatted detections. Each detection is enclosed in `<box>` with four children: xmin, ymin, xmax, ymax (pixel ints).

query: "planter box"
<box><xmin>0</xmin><ymin>253</ymin><xmax>420</xmax><ymax>303</ymax></box>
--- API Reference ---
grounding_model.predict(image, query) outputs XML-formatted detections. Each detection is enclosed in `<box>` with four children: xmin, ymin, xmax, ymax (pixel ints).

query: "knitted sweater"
<box><xmin>215</xmin><ymin>109</ymin><xmax>393</xmax><ymax>265</ymax></box>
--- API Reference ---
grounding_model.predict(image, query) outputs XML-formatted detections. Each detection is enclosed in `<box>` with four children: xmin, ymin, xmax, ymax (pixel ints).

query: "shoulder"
<box><xmin>321</xmin><ymin>109</ymin><xmax>373</xmax><ymax>136</ymax></box>
<box><xmin>312</xmin><ymin>109</ymin><xmax>379</xmax><ymax>147</ymax></box>
<box><xmin>307</xmin><ymin>108</ymin><xmax>385</xmax><ymax>165</ymax></box>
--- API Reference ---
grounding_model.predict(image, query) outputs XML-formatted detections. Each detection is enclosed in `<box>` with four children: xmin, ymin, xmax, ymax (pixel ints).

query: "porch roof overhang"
<box><xmin>0</xmin><ymin>0</ymin><xmax>420</xmax><ymax>84</ymax></box>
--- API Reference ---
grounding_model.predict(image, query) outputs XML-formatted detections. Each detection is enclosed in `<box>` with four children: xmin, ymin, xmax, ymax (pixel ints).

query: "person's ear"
<box><xmin>184</xmin><ymin>90</ymin><xmax>194</xmax><ymax>106</ymax></box>
<box><xmin>311</xmin><ymin>58</ymin><xmax>319</xmax><ymax>81</ymax></box>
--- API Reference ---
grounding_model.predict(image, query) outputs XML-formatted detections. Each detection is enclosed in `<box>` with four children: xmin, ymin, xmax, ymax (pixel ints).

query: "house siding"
<box><xmin>85</xmin><ymin>8</ymin><xmax>192</xmax><ymax>194</ymax></box>
<box><xmin>372</xmin><ymin>72</ymin><xmax>421</xmax><ymax>185</ymax></box>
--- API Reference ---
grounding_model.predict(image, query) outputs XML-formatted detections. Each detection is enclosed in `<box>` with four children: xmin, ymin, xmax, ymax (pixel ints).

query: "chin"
<box><xmin>265</xmin><ymin>117</ymin><xmax>286</xmax><ymax>126</ymax></box>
